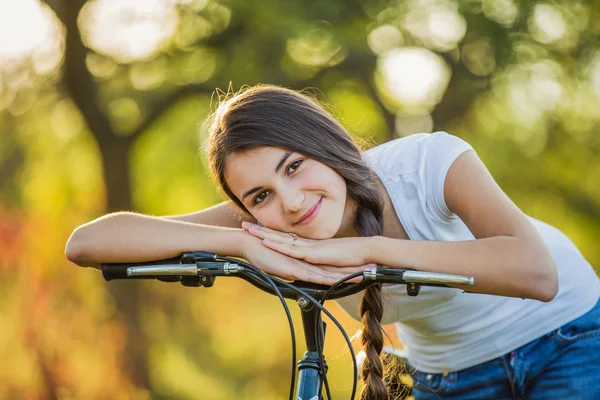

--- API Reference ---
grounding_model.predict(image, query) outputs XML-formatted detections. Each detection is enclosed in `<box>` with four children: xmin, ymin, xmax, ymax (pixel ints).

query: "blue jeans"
<box><xmin>411</xmin><ymin>298</ymin><xmax>600</xmax><ymax>400</ymax></box>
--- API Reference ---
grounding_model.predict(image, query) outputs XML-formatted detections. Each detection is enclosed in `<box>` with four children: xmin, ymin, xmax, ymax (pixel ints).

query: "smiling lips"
<box><xmin>295</xmin><ymin>197</ymin><xmax>323</xmax><ymax>226</ymax></box>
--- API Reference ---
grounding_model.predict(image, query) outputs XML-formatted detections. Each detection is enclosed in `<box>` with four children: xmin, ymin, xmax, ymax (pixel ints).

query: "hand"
<box><xmin>242</xmin><ymin>222</ymin><xmax>374</xmax><ymax>268</ymax></box>
<box><xmin>239</xmin><ymin>231</ymin><xmax>372</xmax><ymax>285</ymax></box>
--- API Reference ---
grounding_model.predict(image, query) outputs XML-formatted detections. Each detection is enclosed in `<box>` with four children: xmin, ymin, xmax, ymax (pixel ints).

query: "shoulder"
<box><xmin>362</xmin><ymin>133</ymin><xmax>429</xmax><ymax>175</ymax></box>
<box><xmin>362</xmin><ymin>131</ymin><xmax>473</xmax><ymax>176</ymax></box>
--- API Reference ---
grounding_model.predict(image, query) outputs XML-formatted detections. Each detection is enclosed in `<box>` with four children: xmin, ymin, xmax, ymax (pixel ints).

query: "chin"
<box><xmin>310</xmin><ymin>230</ymin><xmax>336</xmax><ymax>240</ymax></box>
<box><xmin>308</xmin><ymin>219</ymin><xmax>343</xmax><ymax>239</ymax></box>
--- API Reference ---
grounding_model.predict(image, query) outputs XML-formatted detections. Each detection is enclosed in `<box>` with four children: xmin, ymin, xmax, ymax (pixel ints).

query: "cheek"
<box><xmin>253</xmin><ymin>206</ymin><xmax>285</xmax><ymax>230</ymax></box>
<box><xmin>310</xmin><ymin>170</ymin><xmax>345</xmax><ymax>195</ymax></box>
<box><xmin>324</xmin><ymin>173</ymin><xmax>346</xmax><ymax>200</ymax></box>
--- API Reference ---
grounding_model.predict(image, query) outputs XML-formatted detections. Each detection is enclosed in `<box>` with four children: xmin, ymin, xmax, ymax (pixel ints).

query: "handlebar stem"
<box><xmin>296</xmin><ymin>300</ymin><xmax>327</xmax><ymax>400</ymax></box>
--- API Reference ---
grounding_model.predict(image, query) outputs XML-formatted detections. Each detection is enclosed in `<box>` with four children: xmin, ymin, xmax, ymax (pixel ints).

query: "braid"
<box><xmin>359</xmin><ymin>284</ymin><xmax>387</xmax><ymax>399</ymax></box>
<box><xmin>347</xmin><ymin>166</ymin><xmax>390</xmax><ymax>400</ymax></box>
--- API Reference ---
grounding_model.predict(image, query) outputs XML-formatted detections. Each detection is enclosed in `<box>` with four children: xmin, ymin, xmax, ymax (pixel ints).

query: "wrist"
<box><xmin>236</xmin><ymin>229</ymin><xmax>254</xmax><ymax>260</ymax></box>
<box><xmin>363</xmin><ymin>235</ymin><xmax>381</xmax><ymax>265</ymax></box>
<box><xmin>206</xmin><ymin>227</ymin><xmax>252</xmax><ymax>259</ymax></box>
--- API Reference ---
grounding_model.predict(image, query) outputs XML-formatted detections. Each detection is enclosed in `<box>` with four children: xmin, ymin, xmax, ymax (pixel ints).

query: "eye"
<box><xmin>251</xmin><ymin>160</ymin><xmax>302</xmax><ymax>206</ymax></box>
<box><xmin>252</xmin><ymin>190</ymin><xmax>270</xmax><ymax>205</ymax></box>
<box><xmin>287</xmin><ymin>159</ymin><xmax>303</xmax><ymax>175</ymax></box>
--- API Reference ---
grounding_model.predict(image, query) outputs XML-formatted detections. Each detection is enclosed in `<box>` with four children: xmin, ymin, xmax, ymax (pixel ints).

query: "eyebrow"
<box><xmin>241</xmin><ymin>151</ymin><xmax>293</xmax><ymax>201</ymax></box>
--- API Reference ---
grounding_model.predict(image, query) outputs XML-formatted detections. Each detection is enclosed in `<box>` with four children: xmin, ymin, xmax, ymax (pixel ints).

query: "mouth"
<box><xmin>295</xmin><ymin>197</ymin><xmax>323</xmax><ymax>226</ymax></box>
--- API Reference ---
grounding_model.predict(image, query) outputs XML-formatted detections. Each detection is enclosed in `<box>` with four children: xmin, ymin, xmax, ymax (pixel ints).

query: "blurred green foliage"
<box><xmin>0</xmin><ymin>0</ymin><xmax>599</xmax><ymax>398</ymax></box>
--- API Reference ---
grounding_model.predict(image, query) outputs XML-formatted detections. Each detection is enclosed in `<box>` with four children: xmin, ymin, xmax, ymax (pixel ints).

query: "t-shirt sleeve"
<box><xmin>420</xmin><ymin>131</ymin><xmax>475</xmax><ymax>221</ymax></box>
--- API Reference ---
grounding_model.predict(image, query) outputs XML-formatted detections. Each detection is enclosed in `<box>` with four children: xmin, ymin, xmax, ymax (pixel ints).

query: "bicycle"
<box><xmin>102</xmin><ymin>250</ymin><xmax>474</xmax><ymax>400</ymax></box>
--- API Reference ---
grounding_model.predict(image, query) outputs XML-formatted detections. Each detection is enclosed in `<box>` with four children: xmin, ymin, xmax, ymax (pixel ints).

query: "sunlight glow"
<box><xmin>506</xmin><ymin>61</ymin><xmax>564</xmax><ymax>128</ymax></box>
<box><xmin>530</xmin><ymin>4</ymin><xmax>567</xmax><ymax>44</ymax></box>
<box><xmin>427</xmin><ymin>8</ymin><xmax>466</xmax><ymax>51</ymax></box>
<box><xmin>368</xmin><ymin>25</ymin><xmax>403</xmax><ymax>55</ymax></box>
<box><xmin>172</xmin><ymin>0</ymin><xmax>209</xmax><ymax>10</ymax></box>
<box><xmin>482</xmin><ymin>0</ymin><xmax>518</xmax><ymax>26</ymax></box>
<box><xmin>378</xmin><ymin>47</ymin><xmax>450</xmax><ymax>110</ymax></box>
<box><xmin>85</xmin><ymin>52</ymin><xmax>119</xmax><ymax>80</ymax></box>
<box><xmin>178</xmin><ymin>48</ymin><xmax>217</xmax><ymax>84</ymax></box>
<box><xmin>286</xmin><ymin>21</ymin><xmax>346</xmax><ymax>67</ymax></box>
<box><xmin>462</xmin><ymin>39</ymin><xmax>496</xmax><ymax>76</ymax></box>
<box><xmin>129</xmin><ymin>56</ymin><xmax>168</xmax><ymax>90</ymax></box>
<box><xmin>403</xmin><ymin>2</ymin><xmax>466</xmax><ymax>52</ymax></box>
<box><xmin>107</xmin><ymin>97</ymin><xmax>141</xmax><ymax>134</ymax></box>
<box><xmin>0</xmin><ymin>0</ymin><xmax>50</xmax><ymax>61</ymax></box>
<box><xmin>0</xmin><ymin>0</ymin><xmax>63</xmax><ymax>76</ymax></box>
<box><xmin>79</xmin><ymin>0</ymin><xmax>179</xmax><ymax>63</ymax></box>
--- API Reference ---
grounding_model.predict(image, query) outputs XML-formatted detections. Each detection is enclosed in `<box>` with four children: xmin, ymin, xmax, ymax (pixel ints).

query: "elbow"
<box><xmin>65</xmin><ymin>213</ymin><xmax>122</xmax><ymax>265</ymax></box>
<box><xmin>65</xmin><ymin>235</ymin><xmax>83</xmax><ymax>264</ymax></box>
<box><xmin>65</xmin><ymin>227</ymin><xmax>91</xmax><ymax>265</ymax></box>
<box><xmin>534</xmin><ymin>258</ymin><xmax>559</xmax><ymax>302</ymax></box>
<box><xmin>540</xmin><ymin>275</ymin><xmax>559</xmax><ymax>303</ymax></box>
<box><xmin>518</xmin><ymin>237</ymin><xmax>559</xmax><ymax>302</ymax></box>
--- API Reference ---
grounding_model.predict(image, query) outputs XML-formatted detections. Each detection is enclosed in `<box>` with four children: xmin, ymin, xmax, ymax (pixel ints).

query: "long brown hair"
<box><xmin>205</xmin><ymin>84</ymin><xmax>392</xmax><ymax>399</ymax></box>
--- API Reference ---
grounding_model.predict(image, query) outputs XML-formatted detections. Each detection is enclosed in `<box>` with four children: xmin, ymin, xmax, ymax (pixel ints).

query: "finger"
<box><xmin>245</xmin><ymin>222</ymin><xmax>284</xmax><ymax>235</ymax></box>
<box><xmin>263</xmin><ymin>238</ymin><xmax>308</xmax><ymax>258</ymax></box>
<box><xmin>242</xmin><ymin>221</ymin><xmax>270</xmax><ymax>232</ymax></box>
<box><xmin>254</xmin><ymin>225</ymin><xmax>308</xmax><ymax>247</ymax></box>
<box><xmin>242</xmin><ymin>222</ymin><xmax>275</xmax><ymax>235</ymax></box>
<box><xmin>246</xmin><ymin>227</ymin><xmax>267</xmax><ymax>239</ymax></box>
<box><xmin>291</xmin><ymin>269</ymin><xmax>338</xmax><ymax>285</ymax></box>
<box><xmin>293</xmin><ymin>264</ymin><xmax>351</xmax><ymax>285</ymax></box>
<box><xmin>248</xmin><ymin>228</ymin><xmax>300</xmax><ymax>246</ymax></box>
<box><xmin>245</xmin><ymin>224</ymin><xmax>303</xmax><ymax>245</ymax></box>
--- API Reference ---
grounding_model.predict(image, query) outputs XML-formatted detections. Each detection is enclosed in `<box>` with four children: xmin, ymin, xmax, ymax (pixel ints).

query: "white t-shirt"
<box><xmin>336</xmin><ymin>131</ymin><xmax>600</xmax><ymax>373</ymax></box>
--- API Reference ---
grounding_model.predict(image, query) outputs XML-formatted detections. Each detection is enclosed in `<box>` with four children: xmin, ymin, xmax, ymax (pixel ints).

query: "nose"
<box><xmin>281</xmin><ymin>189</ymin><xmax>304</xmax><ymax>214</ymax></box>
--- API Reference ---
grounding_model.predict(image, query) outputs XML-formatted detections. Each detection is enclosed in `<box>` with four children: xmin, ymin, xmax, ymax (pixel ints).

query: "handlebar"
<box><xmin>101</xmin><ymin>250</ymin><xmax>475</xmax><ymax>400</ymax></box>
<box><xmin>102</xmin><ymin>251</ymin><xmax>474</xmax><ymax>300</ymax></box>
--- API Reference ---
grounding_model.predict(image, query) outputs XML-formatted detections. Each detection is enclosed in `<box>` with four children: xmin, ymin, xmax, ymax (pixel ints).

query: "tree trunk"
<box><xmin>99</xmin><ymin>135</ymin><xmax>150</xmax><ymax>389</ymax></box>
<box><xmin>45</xmin><ymin>0</ymin><xmax>150</xmax><ymax>390</ymax></box>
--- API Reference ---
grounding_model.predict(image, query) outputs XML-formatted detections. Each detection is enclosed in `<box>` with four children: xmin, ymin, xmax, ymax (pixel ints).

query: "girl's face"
<box><xmin>224</xmin><ymin>146</ymin><xmax>356</xmax><ymax>239</ymax></box>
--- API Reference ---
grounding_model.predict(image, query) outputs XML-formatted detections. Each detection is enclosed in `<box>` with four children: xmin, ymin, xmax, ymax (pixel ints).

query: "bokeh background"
<box><xmin>1</xmin><ymin>0</ymin><xmax>599</xmax><ymax>398</ymax></box>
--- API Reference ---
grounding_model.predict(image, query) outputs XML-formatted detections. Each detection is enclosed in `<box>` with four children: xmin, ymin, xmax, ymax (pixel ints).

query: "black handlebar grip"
<box><xmin>101</xmin><ymin>256</ymin><xmax>181</xmax><ymax>281</ymax></box>
<box><xmin>102</xmin><ymin>263</ymin><xmax>133</xmax><ymax>281</ymax></box>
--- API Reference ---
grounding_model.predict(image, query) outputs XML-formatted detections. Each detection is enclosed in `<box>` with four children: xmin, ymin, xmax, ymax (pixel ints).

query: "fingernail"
<box><xmin>242</xmin><ymin>221</ymin><xmax>250</xmax><ymax>228</ymax></box>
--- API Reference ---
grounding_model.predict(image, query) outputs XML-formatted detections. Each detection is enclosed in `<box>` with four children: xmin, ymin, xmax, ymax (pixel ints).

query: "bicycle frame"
<box><xmin>102</xmin><ymin>251</ymin><xmax>474</xmax><ymax>400</ymax></box>
<box><xmin>296</xmin><ymin>302</ymin><xmax>327</xmax><ymax>400</ymax></box>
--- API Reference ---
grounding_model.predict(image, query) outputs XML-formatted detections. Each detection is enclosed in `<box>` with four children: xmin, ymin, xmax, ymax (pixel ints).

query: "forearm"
<box><xmin>65</xmin><ymin>212</ymin><xmax>249</xmax><ymax>267</ymax></box>
<box><xmin>367</xmin><ymin>236</ymin><xmax>558</xmax><ymax>301</ymax></box>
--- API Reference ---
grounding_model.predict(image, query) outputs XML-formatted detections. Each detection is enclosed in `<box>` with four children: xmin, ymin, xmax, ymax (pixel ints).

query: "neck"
<box><xmin>334</xmin><ymin>196</ymin><xmax>360</xmax><ymax>238</ymax></box>
<box><xmin>334</xmin><ymin>172</ymin><xmax>389</xmax><ymax>239</ymax></box>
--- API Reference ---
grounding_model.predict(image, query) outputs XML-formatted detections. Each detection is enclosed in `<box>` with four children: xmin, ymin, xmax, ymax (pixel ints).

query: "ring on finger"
<box><xmin>288</xmin><ymin>232</ymin><xmax>298</xmax><ymax>246</ymax></box>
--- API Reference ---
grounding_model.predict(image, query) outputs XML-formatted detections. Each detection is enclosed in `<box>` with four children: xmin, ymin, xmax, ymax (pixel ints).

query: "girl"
<box><xmin>66</xmin><ymin>85</ymin><xmax>600</xmax><ymax>399</ymax></box>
